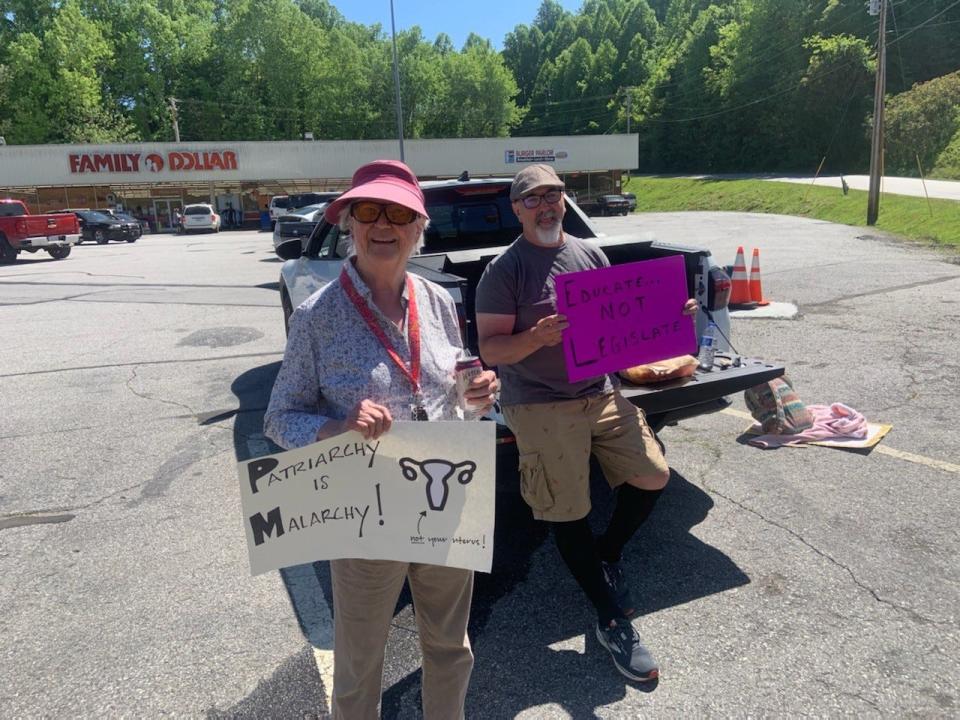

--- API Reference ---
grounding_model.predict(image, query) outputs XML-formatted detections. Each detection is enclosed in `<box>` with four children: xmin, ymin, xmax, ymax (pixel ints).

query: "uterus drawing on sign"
<box><xmin>399</xmin><ymin>457</ymin><xmax>477</xmax><ymax>512</ymax></box>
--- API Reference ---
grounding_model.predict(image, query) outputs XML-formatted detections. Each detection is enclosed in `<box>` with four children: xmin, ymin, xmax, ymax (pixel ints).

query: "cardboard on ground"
<box><xmin>745</xmin><ymin>421</ymin><xmax>893</xmax><ymax>449</ymax></box>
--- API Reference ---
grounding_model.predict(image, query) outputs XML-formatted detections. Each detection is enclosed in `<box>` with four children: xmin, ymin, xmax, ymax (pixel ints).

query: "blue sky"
<box><xmin>335</xmin><ymin>1</ymin><xmax>583</xmax><ymax>50</ymax></box>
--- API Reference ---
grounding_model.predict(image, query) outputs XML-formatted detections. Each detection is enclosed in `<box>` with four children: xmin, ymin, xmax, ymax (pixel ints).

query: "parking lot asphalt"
<box><xmin>1</xmin><ymin>217</ymin><xmax>958</xmax><ymax>718</ymax></box>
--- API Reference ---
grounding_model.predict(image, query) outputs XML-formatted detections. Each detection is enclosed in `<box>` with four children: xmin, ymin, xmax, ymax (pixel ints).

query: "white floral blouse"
<box><xmin>264</xmin><ymin>259</ymin><xmax>465</xmax><ymax>450</ymax></box>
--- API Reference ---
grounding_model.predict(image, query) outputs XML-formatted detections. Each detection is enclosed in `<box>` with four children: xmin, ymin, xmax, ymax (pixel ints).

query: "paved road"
<box><xmin>1</xmin><ymin>217</ymin><xmax>958</xmax><ymax>718</ymax></box>
<box><xmin>671</xmin><ymin>173</ymin><xmax>960</xmax><ymax>201</ymax></box>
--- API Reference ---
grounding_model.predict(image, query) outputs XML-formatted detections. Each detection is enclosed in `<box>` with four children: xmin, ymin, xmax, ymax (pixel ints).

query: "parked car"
<box><xmin>0</xmin><ymin>199</ymin><xmax>79</xmax><ymax>262</ymax></box>
<box><xmin>273</xmin><ymin>177</ymin><xmax>782</xmax><ymax>453</ymax></box>
<box><xmin>595</xmin><ymin>194</ymin><xmax>631</xmax><ymax>216</ymax></box>
<box><xmin>180</xmin><ymin>204</ymin><xmax>221</xmax><ymax>233</ymax></box>
<box><xmin>100</xmin><ymin>209</ymin><xmax>143</xmax><ymax>240</ymax></box>
<box><xmin>117</xmin><ymin>211</ymin><xmax>149</xmax><ymax>233</ymax></box>
<box><xmin>272</xmin><ymin>203</ymin><xmax>327</xmax><ymax>251</ymax></box>
<box><xmin>622</xmin><ymin>192</ymin><xmax>637</xmax><ymax>211</ymax></box>
<box><xmin>269</xmin><ymin>192</ymin><xmax>340</xmax><ymax>228</ymax></box>
<box><xmin>577</xmin><ymin>194</ymin><xmax>630</xmax><ymax>216</ymax></box>
<box><xmin>54</xmin><ymin>209</ymin><xmax>140</xmax><ymax>244</ymax></box>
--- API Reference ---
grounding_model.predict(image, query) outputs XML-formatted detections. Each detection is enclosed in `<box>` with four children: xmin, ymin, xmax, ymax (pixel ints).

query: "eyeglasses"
<box><xmin>350</xmin><ymin>201</ymin><xmax>418</xmax><ymax>225</ymax></box>
<box><xmin>520</xmin><ymin>189</ymin><xmax>564</xmax><ymax>209</ymax></box>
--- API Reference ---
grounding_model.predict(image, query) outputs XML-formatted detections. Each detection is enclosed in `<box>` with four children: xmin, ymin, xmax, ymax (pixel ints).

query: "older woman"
<box><xmin>264</xmin><ymin>159</ymin><xmax>498</xmax><ymax>719</ymax></box>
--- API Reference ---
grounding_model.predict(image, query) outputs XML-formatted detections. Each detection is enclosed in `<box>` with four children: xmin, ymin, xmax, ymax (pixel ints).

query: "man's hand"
<box><xmin>530</xmin><ymin>313</ymin><xmax>569</xmax><ymax>348</ymax></box>
<box><xmin>463</xmin><ymin>370</ymin><xmax>500</xmax><ymax>413</ymax></box>
<box><xmin>682</xmin><ymin>298</ymin><xmax>698</xmax><ymax>316</ymax></box>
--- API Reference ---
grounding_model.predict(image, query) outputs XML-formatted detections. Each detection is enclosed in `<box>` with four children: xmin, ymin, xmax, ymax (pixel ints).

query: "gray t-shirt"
<box><xmin>476</xmin><ymin>234</ymin><xmax>616</xmax><ymax>405</ymax></box>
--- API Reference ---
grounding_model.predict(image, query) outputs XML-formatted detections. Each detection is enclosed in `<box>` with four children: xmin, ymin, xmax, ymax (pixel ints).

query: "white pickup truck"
<box><xmin>273</xmin><ymin>176</ymin><xmax>783</xmax><ymax>443</ymax></box>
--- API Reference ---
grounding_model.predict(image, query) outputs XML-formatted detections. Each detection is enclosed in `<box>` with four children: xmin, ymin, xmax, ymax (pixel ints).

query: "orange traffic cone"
<box><xmin>749</xmin><ymin>248</ymin><xmax>770</xmax><ymax>306</ymax></box>
<box><xmin>729</xmin><ymin>246</ymin><xmax>755</xmax><ymax>307</ymax></box>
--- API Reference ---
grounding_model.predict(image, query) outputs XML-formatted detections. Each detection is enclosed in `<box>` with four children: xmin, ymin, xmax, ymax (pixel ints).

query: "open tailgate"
<box><xmin>618</xmin><ymin>354</ymin><xmax>784</xmax><ymax>416</ymax></box>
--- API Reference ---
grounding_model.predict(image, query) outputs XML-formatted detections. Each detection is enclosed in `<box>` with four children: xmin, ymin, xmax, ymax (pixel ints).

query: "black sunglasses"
<box><xmin>520</xmin><ymin>189</ymin><xmax>564</xmax><ymax>209</ymax></box>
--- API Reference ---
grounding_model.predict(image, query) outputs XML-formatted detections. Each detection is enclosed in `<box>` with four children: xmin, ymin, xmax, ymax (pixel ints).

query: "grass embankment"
<box><xmin>621</xmin><ymin>177</ymin><xmax>960</xmax><ymax>248</ymax></box>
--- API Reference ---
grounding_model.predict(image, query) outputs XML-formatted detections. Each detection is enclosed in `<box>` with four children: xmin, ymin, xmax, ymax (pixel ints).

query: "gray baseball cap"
<box><xmin>509</xmin><ymin>163</ymin><xmax>564</xmax><ymax>201</ymax></box>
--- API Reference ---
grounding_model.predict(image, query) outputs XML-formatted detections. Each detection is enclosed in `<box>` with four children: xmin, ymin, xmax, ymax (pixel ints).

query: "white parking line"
<box><xmin>283</xmin><ymin>564</ymin><xmax>335</xmax><ymax>713</ymax></box>
<box><xmin>720</xmin><ymin>408</ymin><xmax>959</xmax><ymax>475</ymax></box>
<box><xmin>246</xmin><ymin>435</ymin><xmax>335</xmax><ymax>709</ymax></box>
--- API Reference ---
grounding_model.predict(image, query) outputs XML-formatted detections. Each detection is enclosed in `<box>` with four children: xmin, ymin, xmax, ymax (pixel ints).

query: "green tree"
<box><xmin>885</xmin><ymin>70</ymin><xmax>960</xmax><ymax>177</ymax></box>
<box><xmin>427</xmin><ymin>42</ymin><xmax>523</xmax><ymax>137</ymax></box>
<box><xmin>0</xmin><ymin>33</ymin><xmax>55</xmax><ymax>143</ymax></box>
<box><xmin>932</xmin><ymin>127</ymin><xmax>960</xmax><ymax>179</ymax></box>
<box><xmin>45</xmin><ymin>0</ymin><xmax>136</xmax><ymax>142</ymax></box>
<box><xmin>502</xmin><ymin>23</ymin><xmax>546</xmax><ymax>107</ymax></box>
<box><xmin>796</xmin><ymin>33</ymin><xmax>874</xmax><ymax>171</ymax></box>
<box><xmin>82</xmin><ymin>0</ymin><xmax>216</xmax><ymax>140</ymax></box>
<box><xmin>0</xmin><ymin>1</ymin><xmax>134</xmax><ymax>143</ymax></box>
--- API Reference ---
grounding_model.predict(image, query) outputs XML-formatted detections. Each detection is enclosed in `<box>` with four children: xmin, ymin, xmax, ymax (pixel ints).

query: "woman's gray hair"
<box><xmin>338</xmin><ymin>203</ymin><xmax>429</xmax><ymax>254</ymax></box>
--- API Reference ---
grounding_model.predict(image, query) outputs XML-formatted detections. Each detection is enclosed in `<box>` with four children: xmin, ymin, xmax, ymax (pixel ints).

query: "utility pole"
<box><xmin>625</xmin><ymin>88</ymin><xmax>632</xmax><ymax>183</ymax></box>
<box><xmin>169</xmin><ymin>97</ymin><xmax>181</xmax><ymax>142</ymax></box>
<box><xmin>625</xmin><ymin>88</ymin><xmax>632</xmax><ymax>135</ymax></box>
<box><xmin>389</xmin><ymin>0</ymin><xmax>405</xmax><ymax>162</ymax></box>
<box><xmin>866</xmin><ymin>0</ymin><xmax>887</xmax><ymax>225</ymax></box>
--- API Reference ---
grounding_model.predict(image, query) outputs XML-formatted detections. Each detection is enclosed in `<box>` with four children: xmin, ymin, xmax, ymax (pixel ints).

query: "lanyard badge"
<box><xmin>340</xmin><ymin>267</ymin><xmax>427</xmax><ymax>421</ymax></box>
<box><xmin>410</xmin><ymin>394</ymin><xmax>428</xmax><ymax>422</ymax></box>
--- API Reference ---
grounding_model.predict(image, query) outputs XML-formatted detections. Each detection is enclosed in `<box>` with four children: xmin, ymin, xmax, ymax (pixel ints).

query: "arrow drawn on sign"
<box><xmin>417</xmin><ymin>510</ymin><xmax>427</xmax><ymax>535</ymax></box>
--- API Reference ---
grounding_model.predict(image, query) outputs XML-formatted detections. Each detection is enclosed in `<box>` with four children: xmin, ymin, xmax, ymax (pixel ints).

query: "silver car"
<box><xmin>271</xmin><ymin>203</ymin><xmax>327</xmax><ymax>251</ymax></box>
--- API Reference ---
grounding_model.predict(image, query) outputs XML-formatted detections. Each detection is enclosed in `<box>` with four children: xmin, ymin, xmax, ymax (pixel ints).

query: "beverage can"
<box><xmin>454</xmin><ymin>355</ymin><xmax>484</xmax><ymax>418</ymax></box>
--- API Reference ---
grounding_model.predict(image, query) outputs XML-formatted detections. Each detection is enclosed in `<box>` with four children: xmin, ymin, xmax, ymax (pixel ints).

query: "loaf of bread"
<box><xmin>618</xmin><ymin>354</ymin><xmax>699</xmax><ymax>385</ymax></box>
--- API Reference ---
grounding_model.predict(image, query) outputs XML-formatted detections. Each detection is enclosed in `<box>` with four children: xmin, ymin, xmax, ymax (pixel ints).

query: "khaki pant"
<box><xmin>504</xmin><ymin>391</ymin><xmax>669</xmax><ymax>521</ymax></box>
<box><xmin>330</xmin><ymin>558</ymin><xmax>474</xmax><ymax>720</ymax></box>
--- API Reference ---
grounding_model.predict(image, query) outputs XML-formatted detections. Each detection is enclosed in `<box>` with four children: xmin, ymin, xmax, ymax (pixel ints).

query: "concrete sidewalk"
<box><xmin>764</xmin><ymin>174</ymin><xmax>960</xmax><ymax>201</ymax></box>
<box><xmin>666</xmin><ymin>173</ymin><xmax>960</xmax><ymax>201</ymax></box>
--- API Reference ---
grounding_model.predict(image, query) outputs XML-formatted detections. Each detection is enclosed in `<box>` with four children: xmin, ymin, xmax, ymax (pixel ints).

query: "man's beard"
<box><xmin>534</xmin><ymin>222</ymin><xmax>562</xmax><ymax>246</ymax></box>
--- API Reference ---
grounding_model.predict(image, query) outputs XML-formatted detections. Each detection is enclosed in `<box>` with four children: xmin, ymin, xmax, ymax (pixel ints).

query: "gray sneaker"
<box><xmin>596</xmin><ymin>618</ymin><xmax>659</xmax><ymax>682</ymax></box>
<box><xmin>601</xmin><ymin>560</ymin><xmax>636</xmax><ymax>617</ymax></box>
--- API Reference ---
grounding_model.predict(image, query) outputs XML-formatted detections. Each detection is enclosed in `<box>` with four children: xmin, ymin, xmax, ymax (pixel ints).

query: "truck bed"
<box><xmin>1</xmin><ymin>213</ymin><xmax>79</xmax><ymax>241</ymax></box>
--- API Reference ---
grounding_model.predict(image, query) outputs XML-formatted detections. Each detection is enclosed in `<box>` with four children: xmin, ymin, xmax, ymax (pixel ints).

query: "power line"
<box><xmin>892</xmin><ymin>18</ymin><xmax>960</xmax><ymax>30</ymax></box>
<box><xmin>633</xmin><ymin>2</ymin><xmax>877</xmax><ymax>106</ymax></box>
<box><xmin>887</xmin><ymin>0</ymin><xmax>960</xmax><ymax>45</ymax></box>
<box><xmin>603</xmin><ymin>0</ymin><xmax>958</xmax><ymax>127</ymax></box>
<box><xmin>887</xmin><ymin>0</ymin><xmax>910</xmax><ymax>91</ymax></box>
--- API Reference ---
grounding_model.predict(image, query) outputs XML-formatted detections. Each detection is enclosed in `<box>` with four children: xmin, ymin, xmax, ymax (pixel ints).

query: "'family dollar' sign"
<box><xmin>555</xmin><ymin>256</ymin><xmax>697</xmax><ymax>383</ymax></box>
<box><xmin>237</xmin><ymin>421</ymin><xmax>496</xmax><ymax>575</ymax></box>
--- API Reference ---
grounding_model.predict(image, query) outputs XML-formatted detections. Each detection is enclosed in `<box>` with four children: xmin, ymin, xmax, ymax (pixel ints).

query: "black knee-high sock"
<box><xmin>596</xmin><ymin>485</ymin><xmax>665</xmax><ymax>564</ymax></box>
<box><xmin>553</xmin><ymin>518</ymin><xmax>620</xmax><ymax>626</ymax></box>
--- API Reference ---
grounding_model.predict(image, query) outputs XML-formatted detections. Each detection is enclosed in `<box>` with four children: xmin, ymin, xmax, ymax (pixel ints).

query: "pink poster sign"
<box><xmin>554</xmin><ymin>255</ymin><xmax>697</xmax><ymax>383</ymax></box>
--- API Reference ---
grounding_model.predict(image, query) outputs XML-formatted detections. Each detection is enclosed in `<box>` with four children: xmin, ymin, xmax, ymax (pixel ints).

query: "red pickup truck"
<box><xmin>0</xmin><ymin>199</ymin><xmax>80</xmax><ymax>263</ymax></box>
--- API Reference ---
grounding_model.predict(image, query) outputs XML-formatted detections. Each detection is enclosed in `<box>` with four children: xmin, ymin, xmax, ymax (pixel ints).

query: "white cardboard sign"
<box><xmin>237</xmin><ymin>421</ymin><xmax>496</xmax><ymax>575</ymax></box>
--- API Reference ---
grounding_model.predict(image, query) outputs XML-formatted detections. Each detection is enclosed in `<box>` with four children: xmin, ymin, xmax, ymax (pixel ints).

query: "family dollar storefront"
<box><xmin>0</xmin><ymin>135</ymin><xmax>639</xmax><ymax>231</ymax></box>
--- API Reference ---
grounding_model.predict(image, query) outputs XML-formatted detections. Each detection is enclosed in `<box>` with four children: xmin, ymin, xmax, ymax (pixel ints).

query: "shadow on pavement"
<box><xmin>224</xmin><ymin>364</ymin><xmax>748</xmax><ymax>718</ymax></box>
<box><xmin>227</xmin><ymin>362</ymin><xmax>281</xmax><ymax>463</ymax></box>
<box><xmin>205</xmin><ymin>646</ymin><xmax>325</xmax><ymax>719</ymax></box>
<box><xmin>459</xmin><ymin>465</ymin><xmax>749</xmax><ymax>719</ymax></box>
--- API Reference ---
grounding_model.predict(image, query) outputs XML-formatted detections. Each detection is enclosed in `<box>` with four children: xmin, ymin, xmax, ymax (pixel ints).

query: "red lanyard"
<box><xmin>340</xmin><ymin>266</ymin><xmax>421</xmax><ymax>398</ymax></box>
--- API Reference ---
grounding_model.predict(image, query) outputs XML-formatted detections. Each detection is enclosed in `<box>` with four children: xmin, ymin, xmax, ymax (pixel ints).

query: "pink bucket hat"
<box><xmin>324</xmin><ymin>159</ymin><xmax>427</xmax><ymax>224</ymax></box>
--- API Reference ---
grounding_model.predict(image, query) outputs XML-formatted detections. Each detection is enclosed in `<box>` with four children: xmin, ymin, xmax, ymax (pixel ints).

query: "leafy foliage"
<box><xmin>0</xmin><ymin>0</ymin><xmax>957</xmax><ymax>178</ymax></box>
<box><xmin>932</xmin><ymin>127</ymin><xmax>960</xmax><ymax>180</ymax></box>
<box><xmin>0</xmin><ymin>0</ymin><xmax>521</xmax><ymax>143</ymax></box>
<box><xmin>885</xmin><ymin>70</ymin><xmax>960</xmax><ymax>179</ymax></box>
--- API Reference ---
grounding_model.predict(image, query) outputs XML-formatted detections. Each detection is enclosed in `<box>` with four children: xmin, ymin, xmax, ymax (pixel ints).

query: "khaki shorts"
<box><xmin>503</xmin><ymin>391</ymin><xmax>668</xmax><ymax>522</ymax></box>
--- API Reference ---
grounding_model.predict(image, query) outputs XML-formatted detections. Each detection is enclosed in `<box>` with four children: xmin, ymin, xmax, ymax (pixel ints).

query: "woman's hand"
<box><xmin>344</xmin><ymin>398</ymin><xmax>393</xmax><ymax>440</ymax></box>
<box><xmin>463</xmin><ymin>370</ymin><xmax>500</xmax><ymax>414</ymax></box>
<box><xmin>682</xmin><ymin>298</ymin><xmax>698</xmax><ymax>316</ymax></box>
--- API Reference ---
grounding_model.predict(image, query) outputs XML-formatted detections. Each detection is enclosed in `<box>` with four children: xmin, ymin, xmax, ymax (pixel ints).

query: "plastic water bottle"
<box><xmin>697</xmin><ymin>322</ymin><xmax>718</xmax><ymax>371</ymax></box>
